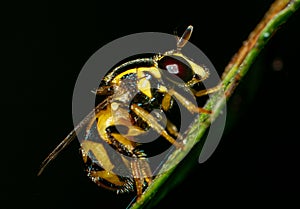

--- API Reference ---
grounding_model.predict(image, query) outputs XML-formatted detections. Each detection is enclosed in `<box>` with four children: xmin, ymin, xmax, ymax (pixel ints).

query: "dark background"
<box><xmin>1</xmin><ymin>0</ymin><xmax>297</xmax><ymax>208</ymax></box>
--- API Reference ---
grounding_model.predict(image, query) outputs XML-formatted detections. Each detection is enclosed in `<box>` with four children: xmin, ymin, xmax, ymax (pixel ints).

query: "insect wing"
<box><xmin>37</xmin><ymin>99</ymin><xmax>109</xmax><ymax>175</ymax></box>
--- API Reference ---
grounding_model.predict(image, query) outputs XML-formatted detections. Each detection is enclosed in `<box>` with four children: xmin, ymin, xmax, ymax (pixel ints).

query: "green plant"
<box><xmin>129</xmin><ymin>0</ymin><xmax>299</xmax><ymax>208</ymax></box>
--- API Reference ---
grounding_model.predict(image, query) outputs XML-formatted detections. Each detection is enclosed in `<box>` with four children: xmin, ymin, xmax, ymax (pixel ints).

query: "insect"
<box><xmin>38</xmin><ymin>25</ymin><xmax>220</xmax><ymax>200</ymax></box>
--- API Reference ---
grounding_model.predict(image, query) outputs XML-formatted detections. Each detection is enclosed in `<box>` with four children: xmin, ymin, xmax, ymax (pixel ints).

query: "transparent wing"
<box><xmin>37</xmin><ymin>129</ymin><xmax>77</xmax><ymax>176</ymax></box>
<box><xmin>37</xmin><ymin>98</ymin><xmax>108</xmax><ymax>176</ymax></box>
<box><xmin>37</xmin><ymin>112</ymin><xmax>91</xmax><ymax>176</ymax></box>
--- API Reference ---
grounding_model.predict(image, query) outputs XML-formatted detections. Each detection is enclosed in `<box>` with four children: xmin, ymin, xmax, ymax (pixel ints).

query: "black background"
<box><xmin>1</xmin><ymin>0</ymin><xmax>297</xmax><ymax>208</ymax></box>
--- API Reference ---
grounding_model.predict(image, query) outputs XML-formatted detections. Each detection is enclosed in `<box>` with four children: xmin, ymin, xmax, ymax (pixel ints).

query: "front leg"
<box><xmin>194</xmin><ymin>84</ymin><xmax>221</xmax><ymax>97</ymax></box>
<box><xmin>130</xmin><ymin>104</ymin><xmax>183</xmax><ymax>149</ymax></box>
<box><xmin>164</xmin><ymin>89</ymin><xmax>212</xmax><ymax>114</ymax></box>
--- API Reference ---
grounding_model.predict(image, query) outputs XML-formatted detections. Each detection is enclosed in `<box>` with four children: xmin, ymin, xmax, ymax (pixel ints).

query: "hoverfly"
<box><xmin>38</xmin><ymin>25</ymin><xmax>220</xmax><ymax>200</ymax></box>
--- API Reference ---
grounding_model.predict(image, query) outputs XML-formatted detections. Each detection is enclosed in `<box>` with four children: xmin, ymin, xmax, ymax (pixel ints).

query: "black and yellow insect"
<box><xmin>38</xmin><ymin>25</ymin><xmax>220</xmax><ymax>200</ymax></box>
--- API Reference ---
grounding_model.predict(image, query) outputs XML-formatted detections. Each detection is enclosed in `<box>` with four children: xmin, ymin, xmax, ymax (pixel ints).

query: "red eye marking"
<box><xmin>158</xmin><ymin>56</ymin><xmax>193</xmax><ymax>83</ymax></box>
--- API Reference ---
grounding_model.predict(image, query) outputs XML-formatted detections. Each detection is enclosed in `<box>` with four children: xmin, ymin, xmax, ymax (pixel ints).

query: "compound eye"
<box><xmin>158</xmin><ymin>56</ymin><xmax>194</xmax><ymax>83</ymax></box>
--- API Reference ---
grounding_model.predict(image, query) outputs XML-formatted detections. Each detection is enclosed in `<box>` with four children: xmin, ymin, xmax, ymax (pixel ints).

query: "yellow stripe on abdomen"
<box><xmin>81</xmin><ymin>140</ymin><xmax>115</xmax><ymax>172</ymax></box>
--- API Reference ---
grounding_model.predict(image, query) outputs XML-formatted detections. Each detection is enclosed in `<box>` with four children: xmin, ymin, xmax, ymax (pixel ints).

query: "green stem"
<box><xmin>129</xmin><ymin>0</ymin><xmax>300</xmax><ymax>208</ymax></box>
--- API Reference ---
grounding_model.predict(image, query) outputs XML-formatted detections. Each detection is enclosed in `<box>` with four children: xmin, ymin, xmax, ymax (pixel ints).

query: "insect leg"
<box><xmin>89</xmin><ymin>170</ymin><xmax>133</xmax><ymax>192</ymax></box>
<box><xmin>130</xmin><ymin>104</ymin><xmax>183</xmax><ymax>149</ymax></box>
<box><xmin>131</xmin><ymin>157</ymin><xmax>152</xmax><ymax>200</ymax></box>
<box><xmin>194</xmin><ymin>84</ymin><xmax>222</xmax><ymax>97</ymax></box>
<box><xmin>166</xmin><ymin>119</ymin><xmax>181</xmax><ymax>139</ymax></box>
<box><xmin>167</xmin><ymin>89</ymin><xmax>212</xmax><ymax>114</ymax></box>
<box><xmin>161</xmin><ymin>92</ymin><xmax>172</xmax><ymax>112</ymax></box>
<box><xmin>97</xmin><ymin>104</ymin><xmax>146</xmax><ymax>154</ymax></box>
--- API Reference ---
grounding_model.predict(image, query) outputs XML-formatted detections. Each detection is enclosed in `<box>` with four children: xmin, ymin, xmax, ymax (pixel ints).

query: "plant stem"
<box><xmin>129</xmin><ymin>0</ymin><xmax>300</xmax><ymax>208</ymax></box>
<box><xmin>222</xmin><ymin>0</ymin><xmax>299</xmax><ymax>98</ymax></box>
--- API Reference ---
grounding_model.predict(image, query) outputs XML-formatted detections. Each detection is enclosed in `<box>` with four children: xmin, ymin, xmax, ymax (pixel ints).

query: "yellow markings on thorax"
<box><xmin>112</xmin><ymin>67</ymin><xmax>161</xmax><ymax>84</ymax></box>
<box><xmin>111</xmin><ymin>67</ymin><xmax>162</xmax><ymax>99</ymax></box>
<box><xmin>137</xmin><ymin>71</ymin><xmax>152</xmax><ymax>98</ymax></box>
